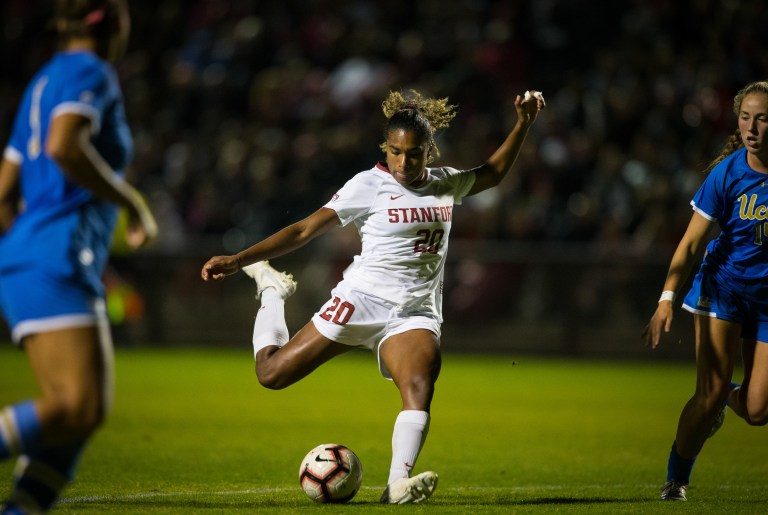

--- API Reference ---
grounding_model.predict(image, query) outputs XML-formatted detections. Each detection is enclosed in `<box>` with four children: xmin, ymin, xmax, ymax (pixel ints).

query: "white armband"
<box><xmin>658</xmin><ymin>291</ymin><xmax>676</xmax><ymax>303</ymax></box>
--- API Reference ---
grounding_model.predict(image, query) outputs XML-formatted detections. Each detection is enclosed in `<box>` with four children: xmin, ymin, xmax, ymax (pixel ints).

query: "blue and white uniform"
<box><xmin>0</xmin><ymin>50</ymin><xmax>132</xmax><ymax>344</ymax></box>
<box><xmin>312</xmin><ymin>162</ymin><xmax>474</xmax><ymax>377</ymax></box>
<box><xmin>683</xmin><ymin>147</ymin><xmax>768</xmax><ymax>341</ymax></box>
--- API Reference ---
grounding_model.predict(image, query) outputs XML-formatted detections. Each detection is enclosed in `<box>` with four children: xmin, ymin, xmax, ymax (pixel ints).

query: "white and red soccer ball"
<box><xmin>299</xmin><ymin>443</ymin><xmax>363</xmax><ymax>503</ymax></box>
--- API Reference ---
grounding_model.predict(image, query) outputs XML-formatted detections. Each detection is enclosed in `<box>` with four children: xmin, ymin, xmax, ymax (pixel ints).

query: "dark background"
<box><xmin>2</xmin><ymin>0</ymin><xmax>767</xmax><ymax>357</ymax></box>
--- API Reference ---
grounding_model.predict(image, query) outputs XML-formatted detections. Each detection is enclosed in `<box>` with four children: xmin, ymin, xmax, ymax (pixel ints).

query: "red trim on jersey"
<box><xmin>375</xmin><ymin>161</ymin><xmax>390</xmax><ymax>173</ymax></box>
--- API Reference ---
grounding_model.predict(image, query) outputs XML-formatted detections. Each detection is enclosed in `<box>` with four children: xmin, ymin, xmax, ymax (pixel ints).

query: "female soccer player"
<box><xmin>0</xmin><ymin>1</ymin><xmax>157</xmax><ymax>512</ymax></box>
<box><xmin>202</xmin><ymin>89</ymin><xmax>544</xmax><ymax>503</ymax></box>
<box><xmin>643</xmin><ymin>80</ymin><xmax>768</xmax><ymax>501</ymax></box>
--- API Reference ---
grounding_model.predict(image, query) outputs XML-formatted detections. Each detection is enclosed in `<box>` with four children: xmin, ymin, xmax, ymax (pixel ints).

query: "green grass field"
<box><xmin>1</xmin><ymin>343</ymin><xmax>766</xmax><ymax>514</ymax></box>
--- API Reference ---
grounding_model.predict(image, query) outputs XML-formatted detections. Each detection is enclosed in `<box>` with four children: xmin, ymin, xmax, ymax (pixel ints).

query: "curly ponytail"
<box><xmin>380</xmin><ymin>90</ymin><xmax>457</xmax><ymax>164</ymax></box>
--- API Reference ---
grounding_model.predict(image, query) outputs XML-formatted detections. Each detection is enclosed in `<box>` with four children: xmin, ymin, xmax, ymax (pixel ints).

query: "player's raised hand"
<box><xmin>201</xmin><ymin>255</ymin><xmax>241</xmax><ymax>281</ymax></box>
<box><xmin>516</xmin><ymin>90</ymin><xmax>545</xmax><ymax>128</ymax></box>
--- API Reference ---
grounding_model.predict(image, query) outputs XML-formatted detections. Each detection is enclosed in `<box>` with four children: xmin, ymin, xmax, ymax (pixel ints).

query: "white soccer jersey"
<box><xmin>324</xmin><ymin>162</ymin><xmax>475</xmax><ymax>320</ymax></box>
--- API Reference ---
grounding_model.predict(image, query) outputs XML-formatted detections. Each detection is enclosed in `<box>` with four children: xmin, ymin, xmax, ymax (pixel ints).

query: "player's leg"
<box><xmin>676</xmin><ymin>315</ymin><xmax>739</xmax><ymax>453</ymax></box>
<box><xmin>379</xmin><ymin>329</ymin><xmax>440</xmax><ymax>503</ymax></box>
<box><xmin>255</xmin><ymin>321</ymin><xmax>351</xmax><ymax>390</ymax></box>
<box><xmin>381</xmin><ymin>329</ymin><xmax>441</xmax><ymax>412</ymax></box>
<box><xmin>243</xmin><ymin>260</ymin><xmax>351</xmax><ymax>389</ymax></box>
<box><xmin>2</xmin><ymin>325</ymin><xmax>113</xmax><ymax>513</ymax></box>
<box><xmin>730</xmin><ymin>339</ymin><xmax>768</xmax><ymax>425</ymax></box>
<box><xmin>662</xmin><ymin>315</ymin><xmax>739</xmax><ymax>500</ymax></box>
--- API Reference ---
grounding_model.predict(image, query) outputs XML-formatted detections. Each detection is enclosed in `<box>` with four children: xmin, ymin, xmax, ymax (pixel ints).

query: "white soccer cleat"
<box><xmin>241</xmin><ymin>261</ymin><xmax>297</xmax><ymax>299</ymax></box>
<box><xmin>380</xmin><ymin>471</ymin><xmax>438</xmax><ymax>504</ymax></box>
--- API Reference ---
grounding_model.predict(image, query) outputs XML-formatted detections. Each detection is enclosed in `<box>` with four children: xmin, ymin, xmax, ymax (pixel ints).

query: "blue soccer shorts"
<box><xmin>0</xmin><ymin>266</ymin><xmax>106</xmax><ymax>345</ymax></box>
<box><xmin>683</xmin><ymin>268</ymin><xmax>768</xmax><ymax>342</ymax></box>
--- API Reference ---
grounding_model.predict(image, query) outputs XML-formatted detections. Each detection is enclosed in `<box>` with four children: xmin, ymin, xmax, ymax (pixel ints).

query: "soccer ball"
<box><xmin>299</xmin><ymin>443</ymin><xmax>363</xmax><ymax>503</ymax></box>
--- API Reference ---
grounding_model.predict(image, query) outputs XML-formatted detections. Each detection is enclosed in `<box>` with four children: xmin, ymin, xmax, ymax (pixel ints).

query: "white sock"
<box><xmin>387</xmin><ymin>410</ymin><xmax>430</xmax><ymax>485</ymax></box>
<box><xmin>252</xmin><ymin>287</ymin><xmax>289</xmax><ymax>358</ymax></box>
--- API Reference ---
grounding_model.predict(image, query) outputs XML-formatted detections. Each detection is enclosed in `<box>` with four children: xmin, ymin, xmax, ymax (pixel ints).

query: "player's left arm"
<box><xmin>642</xmin><ymin>211</ymin><xmax>714</xmax><ymax>349</ymax></box>
<box><xmin>201</xmin><ymin>207</ymin><xmax>341</xmax><ymax>281</ymax></box>
<box><xmin>47</xmin><ymin>112</ymin><xmax>157</xmax><ymax>247</ymax></box>
<box><xmin>467</xmin><ymin>91</ymin><xmax>544</xmax><ymax>196</ymax></box>
<box><xmin>0</xmin><ymin>156</ymin><xmax>21</xmax><ymax>233</ymax></box>
<box><xmin>47</xmin><ymin>113</ymin><xmax>134</xmax><ymax>206</ymax></box>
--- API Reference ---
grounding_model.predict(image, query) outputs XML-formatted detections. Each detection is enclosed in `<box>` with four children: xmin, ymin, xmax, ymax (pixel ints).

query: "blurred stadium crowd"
<box><xmin>2</xmin><ymin>1</ymin><xmax>768</xmax><ymax>349</ymax></box>
<box><xmin>3</xmin><ymin>0</ymin><xmax>768</xmax><ymax>254</ymax></box>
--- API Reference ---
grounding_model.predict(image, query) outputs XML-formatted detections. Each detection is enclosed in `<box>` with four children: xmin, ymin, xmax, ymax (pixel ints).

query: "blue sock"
<box><xmin>0</xmin><ymin>503</ymin><xmax>27</xmax><ymax>515</ymax></box>
<box><xmin>666</xmin><ymin>442</ymin><xmax>696</xmax><ymax>484</ymax></box>
<box><xmin>9</xmin><ymin>441</ymin><xmax>85</xmax><ymax>513</ymax></box>
<box><xmin>0</xmin><ymin>402</ymin><xmax>42</xmax><ymax>459</ymax></box>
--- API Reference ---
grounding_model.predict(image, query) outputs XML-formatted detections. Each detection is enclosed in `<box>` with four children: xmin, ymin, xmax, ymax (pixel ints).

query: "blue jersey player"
<box><xmin>0</xmin><ymin>1</ymin><xmax>156</xmax><ymax>513</ymax></box>
<box><xmin>643</xmin><ymin>81</ymin><xmax>768</xmax><ymax>502</ymax></box>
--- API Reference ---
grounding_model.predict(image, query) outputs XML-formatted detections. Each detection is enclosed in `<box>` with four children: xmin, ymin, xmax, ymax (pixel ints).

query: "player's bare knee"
<box><xmin>256</xmin><ymin>371</ymin><xmax>284</xmax><ymax>390</ymax></box>
<box><xmin>254</xmin><ymin>348</ymin><xmax>284</xmax><ymax>389</ymax></box>
<box><xmin>745</xmin><ymin>405</ymin><xmax>768</xmax><ymax>426</ymax></box>
<box><xmin>255</xmin><ymin>360</ymin><xmax>288</xmax><ymax>390</ymax></box>
<box><xmin>400</xmin><ymin>375</ymin><xmax>434</xmax><ymax>406</ymax></box>
<box><xmin>416</xmin><ymin>374</ymin><xmax>435</xmax><ymax>394</ymax></box>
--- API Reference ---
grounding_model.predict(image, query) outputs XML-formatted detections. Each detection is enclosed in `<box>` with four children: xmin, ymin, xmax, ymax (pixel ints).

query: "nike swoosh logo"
<box><xmin>315</xmin><ymin>456</ymin><xmax>338</xmax><ymax>463</ymax></box>
<box><xmin>390</xmin><ymin>194</ymin><xmax>405</xmax><ymax>200</ymax></box>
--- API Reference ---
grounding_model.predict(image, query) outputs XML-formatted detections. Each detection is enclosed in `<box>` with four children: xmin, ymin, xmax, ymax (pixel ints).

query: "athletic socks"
<box><xmin>387</xmin><ymin>410</ymin><xmax>430</xmax><ymax>485</ymax></box>
<box><xmin>7</xmin><ymin>442</ymin><xmax>85</xmax><ymax>513</ymax></box>
<box><xmin>252</xmin><ymin>287</ymin><xmax>289</xmax><ymax>357</ymax></box>
<box><xmin>1</xmin><ymin>402</ymin><xmax>83</xmax><ymax>512</ymax></box>
<box><xmin>666</xmin><ymin>442</ymin><xmax>696</xmax><ymax>484</ymax></box>
<box><xmin>666</xmin><ymin>383</ymin><xmax>739</xmax><ymax>487</ymax></box>
<box><xmin>0</xmin><ymin>402</ymin><xmax>41</xmax><ymax>459</ymax></box>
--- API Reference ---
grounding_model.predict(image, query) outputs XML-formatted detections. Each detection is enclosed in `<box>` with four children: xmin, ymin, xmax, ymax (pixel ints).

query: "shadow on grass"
<box><xmin>513</xmin><ymin>496</ymin><xmax>649</xmax><ymax>505</ymax></box>
<box><xmin>60</xmin><ymin>497</ymin><xmax>649</xmax><ymax>511</ymax></box>
<box><xmin>60</xmin><ymin>499</ymin><xmax>309</xmax><ymax>511</ymax></box>
<box><xmin>60</xmin><ymin>493</ymin><xmax>655</xmax><ymax>509</ymax></box>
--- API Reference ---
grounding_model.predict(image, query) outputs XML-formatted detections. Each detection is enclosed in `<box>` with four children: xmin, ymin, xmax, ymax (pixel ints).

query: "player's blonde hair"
<box><xmin>705</xmin><ymin>80</ymin><xmax>768</xmax><ymax>173</ymax></box>
<box><xmin>380</xmin><ymin>90</ymin><xmax>457</xmax><ymax>164</ymax></box>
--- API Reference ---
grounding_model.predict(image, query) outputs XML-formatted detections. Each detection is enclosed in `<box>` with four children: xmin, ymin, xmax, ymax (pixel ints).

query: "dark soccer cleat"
<box><xmin>660</xmin><ymin>480</ymin><xmax>687</xmax><ymax>501</ymax></box>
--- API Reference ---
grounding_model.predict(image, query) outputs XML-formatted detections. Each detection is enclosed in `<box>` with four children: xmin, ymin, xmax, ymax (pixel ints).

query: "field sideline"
<box><xmin>1</xmin><ymin>343</ymin><xmax>766</xmax><ymax>514</ymax></box>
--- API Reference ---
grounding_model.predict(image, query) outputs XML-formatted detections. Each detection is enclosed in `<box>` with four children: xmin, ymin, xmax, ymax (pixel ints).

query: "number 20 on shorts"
<box><xmin>319</xmin><ymin>297</ymin><xmax>356</xmax><ymax>325</ymax></box>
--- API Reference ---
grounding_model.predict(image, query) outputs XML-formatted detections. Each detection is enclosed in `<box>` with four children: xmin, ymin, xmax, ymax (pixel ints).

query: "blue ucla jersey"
<box><xmin>691</xmin><ymin>148</ymin><xmax>768</xmax><ymax>281</ymax></box>
<box><xmin>0</xmin><ymin>50</ymin><xmax>132</xmax><ymax>295</ymax></box>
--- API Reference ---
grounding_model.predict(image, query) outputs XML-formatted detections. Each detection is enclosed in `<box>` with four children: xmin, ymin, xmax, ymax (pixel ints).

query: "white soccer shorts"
<box><xmin>311</xmin><ymin>279</ymin><xmax>441</xmax><ymax>379</ymax></box>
